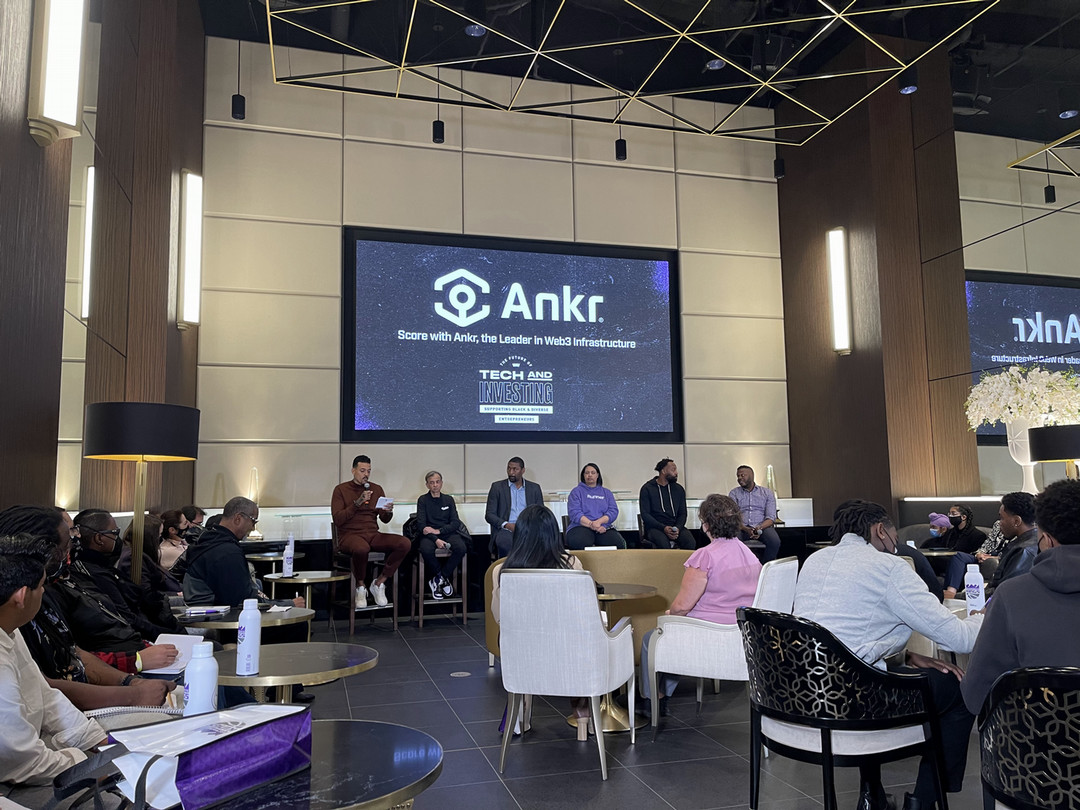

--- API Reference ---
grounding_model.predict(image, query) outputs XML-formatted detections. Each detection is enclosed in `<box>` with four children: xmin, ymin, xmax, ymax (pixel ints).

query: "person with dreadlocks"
<box><xmin>794</xmin><ymin>499</ymin><xmax>984</xmax><ymax>810</ymax></box>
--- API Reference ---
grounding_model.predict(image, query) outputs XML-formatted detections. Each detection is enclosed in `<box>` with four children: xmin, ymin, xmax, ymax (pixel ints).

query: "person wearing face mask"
<box><xmin>943</xmin><ymin>494</ymin><xmax>1038</xmax><ymax>600</ymax></box>
<box><xmin>926</xmin><ymin>512</ymin><xmax>951</xmax><ymax>541</ymax></box>
<box><xmin>795</xmin><ymin>500</ymin><xmax>984</xmax><ymax>810</ymax></box>
<box><xmin>70</xmin><ymin>509</ymin><xmax>183</xmax><ymax>640</ymax></box>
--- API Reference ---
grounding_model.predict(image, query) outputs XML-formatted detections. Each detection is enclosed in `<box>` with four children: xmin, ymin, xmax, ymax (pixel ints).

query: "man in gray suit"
<box><xmin>485</xmin><ymin>456</ymin><xmax>543</xmax><ymax>558</ymax></box>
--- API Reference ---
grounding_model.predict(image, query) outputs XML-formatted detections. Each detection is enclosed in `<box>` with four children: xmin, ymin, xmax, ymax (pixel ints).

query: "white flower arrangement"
<box><xmin>965</xmin><ymin>365</ymin><xmax>1080</xmax><ymax>430</ymax></box>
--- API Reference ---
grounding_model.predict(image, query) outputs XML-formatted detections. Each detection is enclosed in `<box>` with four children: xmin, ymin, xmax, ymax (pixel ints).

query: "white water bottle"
<box><xmin>282</xmin><ymin>532</ymin><xmax>295</xmax><ymax>578</ymax></box>
<box><xmin>964</xmin><ymin>564</ymin><xmax>985</xmax><ymax>615</ymax></box>
<box><xmin>183</xmin><ymin>642</ymin><xmax>218</xmax><ymax>716</ymax></box>
<box><xmin>236</xmin><ymin>598</ymin><xmax>261</xmax><ymax>675</ymax></box>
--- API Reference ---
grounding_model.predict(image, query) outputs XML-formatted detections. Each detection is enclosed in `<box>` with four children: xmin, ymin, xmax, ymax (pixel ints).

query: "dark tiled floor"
<box><xmin>309</xmin><ymin>614</ymin><xmax>988</xmax><ymax>810</ymax></box>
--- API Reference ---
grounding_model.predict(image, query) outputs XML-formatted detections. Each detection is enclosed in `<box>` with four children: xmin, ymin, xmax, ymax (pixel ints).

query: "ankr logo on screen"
<box><xmin>433</xmin><ymin>269</ymin><xmax>604</xmax><ymax>327</ymax></box>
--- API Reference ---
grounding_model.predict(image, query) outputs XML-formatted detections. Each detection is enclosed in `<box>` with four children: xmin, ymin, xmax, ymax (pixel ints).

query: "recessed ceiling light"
<box><xmin>705</xmin><ymin>58</ymin><xmax>725</xmax><ymax>71</ymax></box>
<box><xmin>464</xmin><ymin>23</ymin><xmax>486</xmax><ymax>37</ymax></box>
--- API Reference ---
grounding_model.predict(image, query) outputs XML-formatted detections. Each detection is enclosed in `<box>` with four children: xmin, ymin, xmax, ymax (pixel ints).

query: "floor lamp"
<box><xmin>83</xmin><ymin>402</ymin><xmax>200</xmax><ymax>584</ymax></box>
<box><xmin>1027</xmin><ymin>424</ymin><xmax>1080</xmax><ymax>481</ymax></box>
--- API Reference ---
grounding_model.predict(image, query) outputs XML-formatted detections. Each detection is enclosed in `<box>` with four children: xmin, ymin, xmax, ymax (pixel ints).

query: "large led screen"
<box><xmin>341</xmin><ymin>229</ymin><xmax>683</xmax><ymax>443</ymax></box>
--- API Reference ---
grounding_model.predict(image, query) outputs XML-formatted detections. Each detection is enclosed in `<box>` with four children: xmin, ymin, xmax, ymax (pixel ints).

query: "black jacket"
<box><xmin>182</xmin><ymin>524</ymin><xmax>259</xmax><ymax>607</ymax></box>
<box><xmin>484</xmin><ymin>479</ymin><xmax>543</xmax><ymax>534</ymax></box>
<box><xmin>72</xmin><ymin>549</ymin><xmax>180</xmax><ymax>639</ymax></box>
<box><xmin>639</xmin><ymin>478</ymin><xmax>688</xmax><ymax>532</ymax></box>
<box><xmin>416</xmin><ymin>492</ymin><xmax>466</xmax><ymax>538</ymax></box>
<box><xmin>46</xmin><ymin>576</ymin><xmax>145</xmax><ymax>654</ymax></box>
<box><xmin>985</xmin><ymin>528</ymin><xmax>1038</xmax><ymax>596</ymax></box>
<box><xmin>927</xmin><ymin>523</ymin><xmax>986</xmax><ymax>554</ymax></box>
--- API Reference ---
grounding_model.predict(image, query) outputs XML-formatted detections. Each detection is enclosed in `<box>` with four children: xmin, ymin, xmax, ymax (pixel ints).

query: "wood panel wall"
<box><xmin>778</xmin><ymin>41</ymin><xmax>979</xmax><ymax>525</ymax></box>
<box><xmin>0</xmin><ymin>0</ymin><xmax>73</xmax><ymax>508</ymax></box>
<box><xmin>80</xmin><ymin>0</ymin><xmax>204</xmax><ymax>512</ymax></box>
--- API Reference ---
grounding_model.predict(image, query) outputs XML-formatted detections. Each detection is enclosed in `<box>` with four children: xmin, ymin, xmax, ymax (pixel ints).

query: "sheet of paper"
<box><xmin>143</xmin><ymin>633</ymin><xmax>201</xmax><ymax>675</ymax></box>
<box><xmin>376</xmin><ymin>496</ymin><xmax>394</xmax><ymax>509</ymax></box>
<box><xmin>267</xmin><ymin>605</ymin><xmax>291</xmax><ymax>613</ymax></box>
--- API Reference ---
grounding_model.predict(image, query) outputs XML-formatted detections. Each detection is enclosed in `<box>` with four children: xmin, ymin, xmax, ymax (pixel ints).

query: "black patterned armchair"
<box><xmin>737</xmin><ymin>607</ymin><xmax>949</xmax><ymax>810</ymax></box>
<box><xmin>978</xmin><ymin>667</ymin><xmax>1080</xmax><ymax>810</ymax></box>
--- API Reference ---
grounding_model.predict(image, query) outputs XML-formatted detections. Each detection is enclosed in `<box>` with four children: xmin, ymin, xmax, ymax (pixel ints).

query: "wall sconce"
<box><xmin>179</xmin><ymin>171</ymin><xmax>203</xmax><ymax>328</ymax></box>
<box><xmin>827</xmin><ymin>227</ymin><xmax>852</xmax><ymax>355</ymax></box>
<box><xmin>27</xmin><ymin>0</ymin><xmax>88</xmax><ymax>147</ymax></box>
<box><xmin>80</xmin><ymin>165</ymin><xmax>94</xmax><ymax>319</ymax></box>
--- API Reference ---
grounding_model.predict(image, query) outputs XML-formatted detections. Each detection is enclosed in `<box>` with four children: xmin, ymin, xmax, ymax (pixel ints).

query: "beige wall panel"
<box><xmin>959</xmin><ymin>201</ymin><xmax>1026</xmax><ymax>273</ymax></box>
<box><xmin>954</xmin><ymin>132</ymin><xmax>1020</xmax><ymax>204</ymax></box>
<box><xmin>199</xmin><ymin>291</ymin><xmax>338</xmax><ymax>367</ymax></box>
<box><xmin>338</xmin><ymin>444</ymin><xmax>466</xmax><ymax>505</ymax></box>
<box><xmin>977</xmin><ymin>445</ymin><xmax>1063</xmax><ymax>496</ymax></box>
<box><xmin>66</xmin><ymin>211</ymin><xmax>83</xmax><ymax>285</ymax></box>
<box><xmin>342</xmin><ymin>140</ymin><xmax>462</xmax><ymax>233</ymax></box>
<box><xmin>462</xmin><ymin>153</ymin><xmax>573</xmax><ymax>240</ymax></box>
<box><xmin>462</xmin><ymin>73</ymin><xmax>572</xmax><ymax>160</ymax></box>
<box><xmin>464</xmin><ymin>443</ymin><xmax>579</xmax><ymax>498</ymax></box>
<box><xmin>62</xmin><ymin>307</ymin><xmax>87</xmax><ymax>361</ymax></box>
<box><xmin>198</xmin><ymin>367</ymin><xmax>338</xmax><ymax>442</ymax></box>
<box><xmin>684</xmin><ymin>443</ymin><xmax>792</xmax><ymax>501</ymax></box>
<box><xmin>204</xmin><ymin>38</ymin><xmax>343</xmax><ymax>136</ymax></box>
<box><xmin>204</xmin><ymin>127</ymin><xmax>343</xmax><ymax>223</ymax></box>
<box><xmin>55</xmin><ymin>443</ymin><xmax>84</xmax><ymax>512</ymax></box>
<box><xmin>1022</xmin><ymin>208</ymin><xmax>1080</xmax><ymax>279</ymax></box>
<box><xmin>571</xmin><ymin>88</ymin><xmax>674</xmax><ymax>171</ymax></box>
<box><xmin>343</xmin><ymin>62</ymin><xmax>462</xmax><ymax>147</ymax></box>
<box><xmin>684</xmin><ymin>379</ymin><xmax>789</xmax><ymax>445</ymax></box>
<box><xmin>82</xmin><ymin>24</ymin><xmax>99</xmax><ymax>111</ymax></box>
<box><xmin>575</xmin><ymin>445</ymin><xmax>686</xmax><ymax>498</ymax></box>
<box><xmin>673</xmin><ymin>99</ymin><xmax>775</xmax><ymax>180</ymax></box>
<box><xmin>195</xmin><ymin>442</ymin><xmax>340</xmax><ymax>508</ymax></box>
<box><xmin>677</xmin><ymin>174</ymin><xmax>779</xmax><ymax>255</ymax></box>
<box><xmin>58</xmin><ymin>361</ymin><xmax>85</xmax><ymax>442</ymax></box>
<box><xmin>680</xmin><ymin>252</ymin><xmax>783</xmax><ymax>318</ymax></box>
<box><xmin>202</xmin><ymin>218</ymin><xmax>340</xmax><ymax>295</ymax></box>
<box><xmin>573</xmin><ymin>163</ymin><xmax>677</xmax><ymax>248</ymax></box>
<box><xmin>682</xmin><ymin>315</ymin><xmax>787</xmax><ymax>380</ymax></box>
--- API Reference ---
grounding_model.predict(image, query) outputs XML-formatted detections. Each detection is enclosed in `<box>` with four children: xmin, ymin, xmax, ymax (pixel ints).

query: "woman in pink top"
<box><xmin>637</xmin><ymin>493</ymin><xmax>762</xmax><ymax>717</ymax></box>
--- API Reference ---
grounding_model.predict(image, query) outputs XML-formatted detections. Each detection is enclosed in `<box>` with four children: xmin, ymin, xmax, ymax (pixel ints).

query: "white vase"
<box><xmin>1005</xmin><ymin>418</ymin><xmax>1039</xmax><ymax>495</ymax></box>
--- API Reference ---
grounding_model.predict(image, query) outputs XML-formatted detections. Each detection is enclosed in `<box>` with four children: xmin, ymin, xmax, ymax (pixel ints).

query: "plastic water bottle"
<box><xmin>282</xmin><ymin>532</ymin><xmax>295</xmax><ymax>578</ymax></box>
<box><xmin>964</xmin><ymin>564</ymin><xmax>985</xmax><ymax>615</ymax></box>
<box><xmin>183</xmin><ymin>642</ymin><xmax>218</xmax><ymax>716</ymax></box>
<box><xmin>236</xmin><ymin>598</ymin><xmax>261</xmax><ymax>675</ymax></box>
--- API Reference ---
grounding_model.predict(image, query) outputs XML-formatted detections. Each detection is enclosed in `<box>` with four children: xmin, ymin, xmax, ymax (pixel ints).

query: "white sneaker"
<box><xmin>440</xmin><ymin>575</ymin><xmax>453</xmax><ymax>597</ymax></box>
<box><xmin>371</xmin><ymin>581</ymin><xmax>388</xmax><ymax>607</ymax></box>
<box><xmin>354</xmin><ymin>586</ymin><xmax>367</xmax><ymax>609</ymax></box>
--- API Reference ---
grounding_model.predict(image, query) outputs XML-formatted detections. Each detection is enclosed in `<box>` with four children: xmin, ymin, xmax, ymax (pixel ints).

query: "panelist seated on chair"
<box><xmin>183</xmin><ymin>497</ymin><xmax>304</xmax><ymax>610</ymax></box>
<box><xmin>638</xmin><ymin>494</ymin><xmax>760</xmax><ymax>718</ymax></box>
<box><xmin>565</xmin><ymin>463</ymin><xmax>626</xmax><ymax>550</ymax></box>
<box><xmin>331</xmin><ymin>455</ymin><xmax>410</xmax><ymax>609</ymax></box>
<box><xmin>795</xmin><ymin>499</ymin><xmax>984</xmax><ymax>810</ymax></box>
<box><xmin>0</xmin><ymin>533</ymin><xmax>107</xmax><ymax>786</ymax></box>
<box><xmin>729</xmin><ymin>465</ymin><xmax>780</xmax><ymax>562</ymax></box>
<box><xmin>638</xmin><ymin>458</ymin><xmax>694</xmax><ymax>550</ymax></box>
<box><xmin>485</xmin><ymin>456</ymin><xmax>543</xmax><ymax>559</ymax></box>
<box><xmin>416</xmin><ymin>470</ymin><xmax>469</xmax><ymax>601</ymax></box>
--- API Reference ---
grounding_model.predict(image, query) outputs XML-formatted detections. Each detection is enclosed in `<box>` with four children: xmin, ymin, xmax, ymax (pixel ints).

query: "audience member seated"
<box><xmin>923</xmin><ymin>503</ymin><xmax>986</xmax><ymax>579</ymax></box>
<box><xmin>181</xmin><ymin>504</ymin><xmax>206</xmax><ymax>541</ymax></box>
<box><xmin>927</xmin><ymin>512</ymin><xmax>951</xmax><ymax>543</ymax></box>
<box><xmin>183</xmin><ymin>497</ymin><xmax>304</xmax><ymax>609</ymax></box>
<box><xmin>0</xmin><ymin>533</ymin><xmax>107</xmax><ymax>786</ymax></box>
<box><xmin>496</xmin><ymin>504</ymin><xmax>589</xmax><ymax>738</ymax></box>
<box><xmin>639</xmin><ymin>458</ymin><xmax>694</xmax><ymax>550</ymax></box>
<box><xmin>894</xmin><ymin>540</ymin><xmax>945</xmax><ymax>602</ymax></box>
<box><xmin>944</xmin><ymin>493</ymin><xmax>1037</xmax><ymax>600</ymax></box>
<box><xmin>565</xmin><ymin>463</ymin><xmax>626</xmax><ymax>550</ymax></box>
<box><xmin>118</xmin><ymin>514</ymin><xmax>182</xmax><ymax>595</ymax></box>
<box><xmin>415</xmin><ymin>470</ymin><xmax>469</xmax><ymax>601</ymax></box>
<box><xmin>485</xmin><ymin>456</ymin><xmax>544</xmax><ymax>559</ymax></box>
<box><xmin>331</xmin><ymin>455</ymin><xmax>410</xmax><ymax>608</ymax></box>
<box><xmin>158</xmin><ymin>509</ymin><xmax>190</xmax><ymax>570</ymax></box>
<box><xmin>637</xmin><ymin>493</ymin><xmax>761</xmax><ymax>718</ymax></box>
<box><xmin>795</xmin><ymin>500</ymin><xmax>983</xmax><ymax>810</ymax></box>
<box><xmin>0</xmin><ymin>507</ymin><xmax>174</xmax><ymax>712</ymax></box>
<box><xmin>728</xmin><ymin>464</ymin><xmax>780</xmax><ymax>561</ymax></box>
<box><xmin>962</xmin><ymin>479</ymin><xmax>1080</xmax><ymax>716</ymax></box>
<box><xmin>71</xmin><ymin>509</ymin><xmax>182</xmax><ymax>641</ymax></box>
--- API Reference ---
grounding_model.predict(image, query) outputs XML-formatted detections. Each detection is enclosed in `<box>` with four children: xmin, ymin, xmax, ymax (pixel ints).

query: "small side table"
<box><xmin>265</xmin><ymin>570</ymin><xmax>350</xmax><ymax>629</ymax></box>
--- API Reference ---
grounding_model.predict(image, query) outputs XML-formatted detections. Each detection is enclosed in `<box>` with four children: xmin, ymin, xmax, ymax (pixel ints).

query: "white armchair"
<box><xmin>498</xmin><ymin>568</ymin><xmax>636</xmax><ymax>780</ymax></box>
<box><xmin>646</xmin><ymin>555</ymin><xmax>799</xmax><ymax>731</ymax></box>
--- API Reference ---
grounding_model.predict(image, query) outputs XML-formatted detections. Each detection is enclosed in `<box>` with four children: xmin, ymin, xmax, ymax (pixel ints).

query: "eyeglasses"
<box><xmin>81</xmin><ymin>526</ymin><xmax>120</xmax><ymax>539</ymax></box>
<box><xmin>239</xmin><ymin>512</ymin><xmax>259</xmax><ymax>526</ymax></box>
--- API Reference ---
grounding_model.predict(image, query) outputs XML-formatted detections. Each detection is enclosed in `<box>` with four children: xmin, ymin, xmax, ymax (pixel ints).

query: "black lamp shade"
<box><xmin>83</xmin><ymin>402</ymin><xmax>200</xmax><ymax>461</ymax></box>
<box><xmin>1027</xmin><ymin>424</ymin><xmax>1080</xmax><ymax>463</ymax></box>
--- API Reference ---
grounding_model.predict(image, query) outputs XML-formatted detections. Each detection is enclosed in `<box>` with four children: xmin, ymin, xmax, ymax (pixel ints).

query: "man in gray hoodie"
<box><xmin>962</xmin><ymin>478</ymin><xmax>1080</xmax><ymax>715</ymax></box>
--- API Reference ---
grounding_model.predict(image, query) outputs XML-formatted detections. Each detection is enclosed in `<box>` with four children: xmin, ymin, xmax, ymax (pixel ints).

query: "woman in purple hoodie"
<box><xmin>565</xmin><ymin>463</ymin><xmax>626</xmax><ymax>549</ymax></box>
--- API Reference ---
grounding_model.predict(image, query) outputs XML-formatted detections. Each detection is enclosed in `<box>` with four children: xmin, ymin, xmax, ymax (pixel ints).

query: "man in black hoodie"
<box><xmin>962</xmin><ymin>478</ymin><xmax>1080</xmax><ymax>715</ymax></box>
<box><xmin>638</xmin><ymin>459</ymin><xmax>694</xmax><ymax>549</ymax></box>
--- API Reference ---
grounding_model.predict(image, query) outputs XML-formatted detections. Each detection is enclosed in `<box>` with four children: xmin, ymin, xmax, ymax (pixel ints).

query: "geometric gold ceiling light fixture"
<box><xmin>263</xmin><ymin>0</ymin><xmax>1000</xmax><ymax>147</ymax></box>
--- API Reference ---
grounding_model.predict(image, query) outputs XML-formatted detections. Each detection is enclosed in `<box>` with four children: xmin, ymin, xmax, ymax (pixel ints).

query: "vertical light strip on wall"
<box><xmin>179</xmin><ymin>172</ymin><xmax>203</xmax><ymax>326</ymax></box>
<box><xmin>28</xmin><ymin>0</ymin><xmax>87</xmax><ymax>146</ymax></box>
<box><xmin>827</xmin><ymin>227</ymin><xmax>852</xmax><ymax>355</ymax></box>
<box><xmin>80</xmin><ymin>165</ymin><xmax>95</xmax><ymax>319</ymax></box>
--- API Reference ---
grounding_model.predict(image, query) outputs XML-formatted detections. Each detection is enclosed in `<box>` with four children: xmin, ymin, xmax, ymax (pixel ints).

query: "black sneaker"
<box><xmin>440</xmin><ymin>575</ymin><xmax>453</xmax><ymax>597</ymax></box>
<box><xmin>428</xmin><ymin>577</ymin><xmax>444</xmax><ymax>600</ymax></box>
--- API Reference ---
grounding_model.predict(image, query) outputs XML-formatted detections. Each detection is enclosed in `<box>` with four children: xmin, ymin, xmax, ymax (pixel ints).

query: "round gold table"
<box><xmin>178</xmin><ymin>606</ymin><xmax>315</xmax><ymax>640</ymax></box>
<box><xmin>216</xmin><ymin>641</ymin><xmax>378</xmax><ymax>704</ymax></box>
<box><xmin>246</xmin><ymin>551</ymin><xmax>306</xmax><ymax>574</ymax></box>
<box><xmin>265</xmin><ymin>569</ymin><xmax>351</xmax><ymax>629</ymax></box>
<box><xmin>567</xmin><ymin>581</ymin><xmax>658</xmax><ymax>734</ymax></box>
